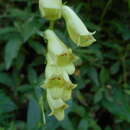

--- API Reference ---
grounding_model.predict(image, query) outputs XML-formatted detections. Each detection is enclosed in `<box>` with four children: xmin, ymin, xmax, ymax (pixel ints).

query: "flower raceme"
<box><xmin>39</xmin><ymin>0</ymin><xmax>96</xmax><ymax>121</ymax></box>
<box><xmin>39</xmin><ymin>0</ymin><xmax>62</xmax><ymax>20</ymax></box>
<box><xmin>62</xmin><ymin>5</ymin><xmax>96</xmax><ymax>47</ymax></box>
<box><xmin>41</xmin><ymin>30</ymin><xmax>77</xmax><ymax>120</ymax></box>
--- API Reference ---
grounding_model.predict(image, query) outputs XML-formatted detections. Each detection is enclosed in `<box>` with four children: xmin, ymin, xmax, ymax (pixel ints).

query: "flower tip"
<box><xmin>49</xmin><ymin>103</ymin><xmax>68</xmax><ymax>121</ymax></box>
<box><xmin>79</xmin><ymin>33</ymin><xmax>96</xmax><ymax>47</ymax></box>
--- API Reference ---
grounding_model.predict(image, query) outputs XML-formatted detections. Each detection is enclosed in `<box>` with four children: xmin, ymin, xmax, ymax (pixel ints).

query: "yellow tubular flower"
<box><xmin>39</xmin><ymin>0</ymin><xmax>62</xmax><ymax>20</ymax></box>
<box><xmin>47</xmin><ymin>90</ymin><xmax>68</xmax><ymax>121</ymax></box>
<box><xmin>44</xmin><ymin>61</ymin><xmax>76</xmax><ymax>88</ymax></box>
<box><xmin>62</xmin><ymin>5</ymin><xmax>96</xmax><ymax>47</ymax></box>
<box><xmin>43</xmin><ymin>75</ymin><xmax>76</xmax><ymax>100</ymax></box>
<box><xmin>44</xmin><ymin>29</ymin><xmax>77</xmax><ymax>67</ymax></box>
<box><xmin>42</xmin><ymin>63</ymin><xmax>76</xmax><ymax>99</ymax></box>
<box><xmin>42</xmin><ymin>67</ymin><xmax>76</xmax><ymax>120</ymax></box>
<box><xmin>41</xmin><ymin>64</ymin><xmax>76</xmax><ymax>120</ymax></box>
<box><xmin>46</xmin><ymin>52</ymin><xmax>75</xmax><ymax>75</ymax></box>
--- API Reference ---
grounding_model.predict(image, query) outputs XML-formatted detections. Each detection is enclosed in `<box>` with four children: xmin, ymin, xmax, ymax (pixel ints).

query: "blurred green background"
<box><xmin>0</xmin><ymin>0</ymin><xmax>130</xmax><ymax>129</ymax></box>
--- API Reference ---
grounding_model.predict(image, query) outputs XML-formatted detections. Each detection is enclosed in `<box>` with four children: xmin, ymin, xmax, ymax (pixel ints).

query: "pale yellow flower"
<box><xmin>44</xmin><ymin>29</ymin><xmax>77</xmax><ymax>67</ymax></box>
<box><xmin>39</xmin><ymin>0</ymin><xmax>62</xmax><ymax>20</ymax></box>
<box><xmin>45</xmin><ymin>78</ymin><xmax>75</xmax><ymax>101</ymax></box>
<box><xmin>47</xmin><ymin>90</ymin><xmax>68</xmax><ymax>120</ymax></box>
<box><xmin>41</xmin><ymin>64</ymin><xmax>76</xmax><ymax>120</ymax></box>
<box><xmin>46</xmin><ymin>53</ymin><xmax>75</xmax><ymax>75</ymax></box>
<box><xmin>62</xmin><ymin>5</ymin><xmax>96</xmax><ymax>47</ymax></box>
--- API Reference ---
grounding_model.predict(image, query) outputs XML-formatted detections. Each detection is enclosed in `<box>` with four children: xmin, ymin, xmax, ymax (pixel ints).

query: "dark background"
<box><xmin>0</xmin><ymin>0</ymin><xmax>130</xmax><ymax>129</ymax></box>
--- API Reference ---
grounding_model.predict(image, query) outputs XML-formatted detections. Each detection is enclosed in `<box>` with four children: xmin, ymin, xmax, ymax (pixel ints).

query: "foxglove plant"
<box><xmin>39</xmin><ymin>0</ymin><xmax>96</xmax><ymax>121</ymax></box>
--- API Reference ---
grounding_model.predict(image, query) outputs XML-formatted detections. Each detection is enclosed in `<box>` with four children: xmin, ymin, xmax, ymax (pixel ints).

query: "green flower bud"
<box><xmin>44</xmin><ymin>29</ymin><xmax>77</xmax><ymax>66</ymax></box>
<box><xmin>47</xmin><ymin>91</ymin><xmax>68</xmax><ymax>120</ymax></box>
<box><xmin>62</xmin><ymin>5</ymin><xmax>96</xmax><ymax>47</ymax></box>
<box><xmin>39</xmin><ymin>0</ymin><xmax>62</xmax><ymax>20</ymax></box>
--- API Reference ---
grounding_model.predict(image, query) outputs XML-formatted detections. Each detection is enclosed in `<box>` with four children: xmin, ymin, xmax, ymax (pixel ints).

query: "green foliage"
<box><xmin>0</xmin><ymin>0</ymin><xmax>130</xmax><ymax>129</ymax></box>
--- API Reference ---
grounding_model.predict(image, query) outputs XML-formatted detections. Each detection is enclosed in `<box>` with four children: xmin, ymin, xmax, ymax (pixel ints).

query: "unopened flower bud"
<box><xmin>39</xmin><ymin>0</ymin><xmax>62</xmax><ymax>20</ymax></box>
<box><xmin>62</xmin><ymin>5</ymin><xmax>96</xmax><ymax>47</ymax></box>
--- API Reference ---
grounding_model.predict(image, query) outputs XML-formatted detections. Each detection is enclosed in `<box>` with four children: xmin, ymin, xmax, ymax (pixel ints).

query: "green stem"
<box><xmin>49</xmin><ymin>21</ymin><xmax>55</xmax><ymax>30</ymax></box>
<box><xmin>39</xmin><ymin>96</ymin><xmax>46</xmax><ymax>124</ymax></box>
<box><xmin>100</xmin><ymin>0</ymin><xmax>112</xmax><ymax>25</ymax></box>
<box><xmin>122</xmin><ymin>52</ymin><xmax>127</xmax><ymax>86</ymax></box>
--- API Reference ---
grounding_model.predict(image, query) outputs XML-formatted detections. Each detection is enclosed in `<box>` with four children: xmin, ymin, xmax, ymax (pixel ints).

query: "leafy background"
<box><xmin>0</xmin><ymin>0</ymin><xmax>130</xmax><ymax>129</ymax></box>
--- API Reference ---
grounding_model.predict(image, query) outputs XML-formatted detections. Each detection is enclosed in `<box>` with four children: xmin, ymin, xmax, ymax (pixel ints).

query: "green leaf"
<box><xmin>88</xmin><ymin>67</ymin><xmax>99</xmax><ymax>86</ymax></box>
<box><xmin>14</xmin><ymin>53</ymin><xmax>25</xmax><ymax>70</ymax></box>
<box><xmin>102</xmin><ymin>88</ymin><xmax>130</xmax><ymax>122</ymax></box>
<box><xmin>29</xmin><ymin>41</ymin><xmax>45</xmax><ymax>55</ymax></box>
<box><xmin>112</xmin><ymin>22</ymin><xmax>130</xmax><ymax>40</ymax></box>
<box><xmin>0</xmin><ymin>63</ymin><xmax>5</xmax><ymax>71</ymax></box>
<box><xmin>78</xmin><ymin>118</ymin><xmax>88</xmax><ymax>130</ymax></box>
<box><xmin>76</xmin><ymin>91</ymin><xmax>88</xmax><ymax>106</ymax></box>
<box><xmin>0</xmin><ymin>127</ymin><xmax>4</xmax><ymax>130</ymax></box>
<box><xmin>7</xmin><ymin>122</ymin><xmax>16</xmax><ymax>130</ymax></box>
<box><xmin>28</xmin><ymin>67</ymin><xmax>38</xmax><ymax>84</ymax></box>
<box><xmin>94</xmin><ymin>88</ymin><xmax>104</xmax><ymax>103</ymax></box>
<box><xmin>71</xmin><ymin>102</ymin><xmax>86</xmax><ymax>117</ymax></box>
<box><xmin>17</xmin><ymin>84</ymin><xmax>33</xmax><ymax>93</ymax></box>
<box><xmin>0</xmin><ymin>73</ymin><xmax>14</xmax><ymax>87</ymax></box>
<box><xmin>99</xmin><ymin>68</ymin><xmax>109</xmax><ymax>85</ymax></box>
<box><xmin>0</xmin><ymin>91</ymin><xmax>17</xmax><ymax>114</ymax></box>
<box><xmin>110</xmin><ymin>62</ymin><xmax>120</xmax><ymax>74</ymax></box>
<box><xmin>61</xmin><ymin>117</ymin><xmax>74</xmax><ymax>130</ymax></box>
<box><xmin>0</xmin><ymin>27</ymin><xmax>15</xmax><ymax>36</ymax></box>
<box><xmin>4</xmin><ymin>36</ymin><xmax>22</xmax><ymax>69</ymax></box>
<box><xmin>88</xmin><ymin>117</ymin><xmax>101</xmax><ymax>130</ymax></box>
<box><xmin>105</xmin><ymin>126</ymin><xmax>112</xmax><ymax>130</ymax></box>
<box><xmin>27</xmin><ymin>98</ymin><xmax>41</xmax><ymax>130</ymax></box>
<box><xmin>128</xmin><ymin>0</ymin><xmax>130</xmax><ymax>12</ymax></box>
<box><xmin>9</xmin><ymin>8</ymin><xmax>32</xmax><ymax>19</ymax></box>
<box><xmin>21</xmin><ymin>18</ymin><xmax>42</xmax><ymax>42</ymax></box>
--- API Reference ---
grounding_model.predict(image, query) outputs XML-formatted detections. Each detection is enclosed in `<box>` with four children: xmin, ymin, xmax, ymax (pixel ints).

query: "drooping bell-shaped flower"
<box><xmin>44</xmin><ymin>29</ymin><xmax>77</xmax><ymax>66</ymax></box>
<box><xmin>46</xmin><ymin>52</ymin><xmax>75</xmax><ymax>75</ymax></box>
<box><xmin>39</xmin><ymin>0</ymin><xmax>62</xmax><ymax>20</ymax></box>
<box><xmin>47</xmin><ymin>90</ymin><xmax>68</xmax><ymax>120</ymax></box>
<box><xmin>43</xmin><ymin>66</ymin><xmax>76</xmax><ymax>100</ymax></box>
<box><xmin>41</xmin><ymin>64</ymin><xmax>76</xmax><ymax>120</ymax></box>
<box><xmin>43</xmin><ymin>63</ymin><xmax>76</xmax><ymax>96</ymax></box>
<box><xmin>44</xmin><ymin>77</ymin><xmax>75</xmax><ymax>101</ymax></box>
<box><xmin>62</xmin><ymin>5</ymin><xmax>96</xmax><ymax>47</ymax></box>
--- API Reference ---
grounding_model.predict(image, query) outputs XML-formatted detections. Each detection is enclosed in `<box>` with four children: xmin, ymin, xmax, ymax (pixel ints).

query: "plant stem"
<box><xmin>122</xmin><ymin>52</ymin><xmax>127</xmax><ymax>86</ymax></box>
<box><xmin>49</xmin><ymin>21</ymin><xmax>55</xmax><ymax>30</ymax></box>
<box><xmin>100</xmin><ymin>0</ymin><xmax>112</xmax><ymax>25</ymax></box>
